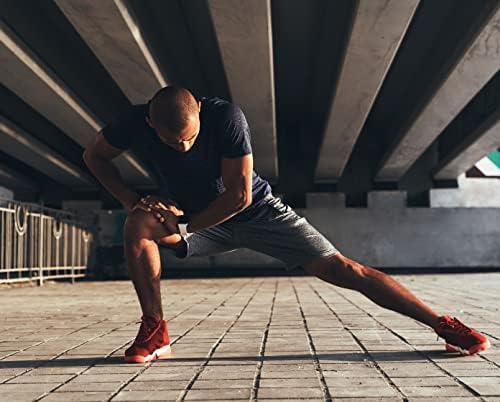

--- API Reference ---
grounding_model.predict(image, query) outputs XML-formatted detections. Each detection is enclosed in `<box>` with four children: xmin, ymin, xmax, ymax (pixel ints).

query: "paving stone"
<box><xmin>135</xmin><ymin>371</ymin><xmax>195</xmax><ymax>381</ymax></box>
<box><xmin>406</xmin><ymin>398</ymin><xmax>482</xmax><ymax>401</ymax></box>
<box><xmin>257</xmin><ymin>400</ymin><xmax>325</xmax><ymax>402</ymax></box>
<box><xmin>7</xmin><ymin>374</ymin><xmax>74</xmax><ymax>383</ymax></box>
<box><xmin>0</xmin><ymin>391</ymin><xmax>47</xmax><ymax>401</ymax></box>
<box><xmin>457</xmin><ymin>376</ymin><xmax>500</xmax><ymax>396</ymax></box>
<box><xmin>71</xmin><ymin>374</ymin><xmax>131</xmax><ymax>383</ymax></box>
<box><xmin>113</xmin><ymin>389</ymin><xmax>182</xmax><ymax>401</ymax></box>
<box><xmin>329</xmin><ymin>385</ymin><xmax>398</xmax><ymax>398</ymax></box>
<box><xmin>257</xmin><ymin>387</ymin><xmax>324</xmax><ymax>398</ymax></box>
<box><xmin>259</xmin><ymin>370</ymin><xmax>317</xmax><ymax>378</ymax></box>
<box><xmin>184</xmin><ymin>388</ymin><xmax>250</xmax><ymax>400</ymax></box>
<box><xmin>124</xmin><ymin>380</ymin><xmax>187</xmax><ymax>391</ymax></box>
<box><xmin>57</xmin><ymin>381</ymin><xmax>120</xmax><ymax>392</ymax></box>
<box><xmin>325</xmin><ymin>377</ymin><xmax>392</xmax><ymax>388</ymax></box>
<box><xmin>400</xmin><ymin>385</ymin><xmax>476</xmax><ymax>397</ymax></box>
<box><xmin>390</xmin><ymin>376</ymin><xmax>458</xmax><ymax>387</ymax></box>
<box><xmin>0</xmin><ymin>382</ymin><xmax>57</xmax><ymax>392</ymax></box>
<box><xmin>259</xmin><ymin>378</ymin><xmax>320</xmax><ymax>388</ymax></box>
<box><xmin>43</xmin><ymin>391</ymin><xmax>113</xmax><ymax>401</ymax></box>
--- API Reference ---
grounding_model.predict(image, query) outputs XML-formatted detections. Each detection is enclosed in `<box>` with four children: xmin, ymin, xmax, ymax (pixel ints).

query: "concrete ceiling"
<box><xmin>1</xmin><ymin>0</ymin><xmax>499</xmax><ymax>208</ymax></box>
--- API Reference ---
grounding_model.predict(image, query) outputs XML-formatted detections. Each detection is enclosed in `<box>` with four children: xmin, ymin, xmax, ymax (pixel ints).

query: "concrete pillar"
<box><xmin>376</xmin><ymin>8</ymin><xmax>500</xmax><ymax>181</ymax></box>
<box><xmin>316</xmin><ymin>0</ymin><xmax>419</xmax><ymax>182</ymax></box>
<box><xmin>0</xmin><ymin>21</ymin><xmax>154</xmax><ymax>186</ymax></box>
<box><xmin>55</xmin><ymin>0</ymin><xmax>166</xmax><ymax>104</ymax></box>
<box><xmin>0</xmin><ymin>116</ymin><xmax>94</xmax><ymax>187</ymax></box>
<box><xmin>434</xmin><ymin>118</ymin><xmax>500</xmax><ymax>180</ymax></box>
<box><xmin>208</xmin><ymin>0</ymin><xmax>278</xmax><ymax>180</ymax></box>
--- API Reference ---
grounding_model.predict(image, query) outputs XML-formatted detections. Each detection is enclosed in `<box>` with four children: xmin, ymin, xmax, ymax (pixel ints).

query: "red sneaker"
<box><xmin>435</xmin><ymin>315</ymin><xmax>490</xmax><ymax>355</ymax></box>
<box><xmin>124</xmin><ymin>317</ymin><xmax>171</xmax><ymax>363</ymax></box>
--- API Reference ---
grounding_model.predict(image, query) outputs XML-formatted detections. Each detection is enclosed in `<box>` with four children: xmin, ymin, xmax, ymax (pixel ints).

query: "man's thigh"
<box><xmin>237</xmin><ymin>195</ymin><xmax>339</xmax><ymax>269</ymax></box>
<box><xmin>159</xmin><ymin>222</ymin><xmax>239</xmax><ymax>259</ymax></box>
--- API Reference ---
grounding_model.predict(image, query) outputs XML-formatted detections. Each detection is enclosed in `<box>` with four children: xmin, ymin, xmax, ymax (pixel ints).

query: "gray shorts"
<box><xmin>162</xmin><ymin>194</ymin><xmax>339</xmax><ymax>269</ymax></box>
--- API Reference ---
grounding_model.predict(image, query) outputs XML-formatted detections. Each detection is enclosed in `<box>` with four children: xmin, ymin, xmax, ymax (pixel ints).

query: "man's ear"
<box><xmin>198</xmin><ymin>100</ymin><xmax>201</xmax><ymax>112</ymax></box>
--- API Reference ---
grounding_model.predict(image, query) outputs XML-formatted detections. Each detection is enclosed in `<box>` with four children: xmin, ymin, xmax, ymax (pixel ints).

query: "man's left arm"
<box><xmin>186</xmin><ymin>154</ymin><xmax>253</xmax><ymax>233</ymax></box>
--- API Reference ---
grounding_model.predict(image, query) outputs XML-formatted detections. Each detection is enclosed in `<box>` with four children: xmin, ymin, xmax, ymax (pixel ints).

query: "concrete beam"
<box><xmin>376</xmin><ymin>7</ymin><xmax>500</xmax><ymax>181</ymax></box>
<box><xmin>434</xmin><ymin>117</ymin><xmax>500</xmax><ymax>179</ymax></box>
<box><xmin>55</xmin><ymin>0</ymin><xmax>166</xmax><ymax>104</ymax></box>
<box><xmin>0</xmin><ymin>21</ymin><xmax>154</xmax><ymax>187</ymax></box>
<box><xmin>208</xmin><ymin>0</ymin><xmax>278</xmax><ymax>180</ymax></box>
<box><xmin>0</xmin><ymin>162</ymin><xmax>38</xmax><ymax>192</ymax></box>
<box><xmin>316</xmin><ymin>0</ymin><xmax>419</xmax><ymax>182</ymax></box>
<box><xmin>0</xmin><ymin>116</ymin><xmax>94</xmax><ymax>188</ymax></box>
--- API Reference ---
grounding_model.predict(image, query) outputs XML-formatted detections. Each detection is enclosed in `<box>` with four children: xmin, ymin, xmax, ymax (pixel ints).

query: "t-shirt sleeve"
<box><xmin>101</xmin><ymin>105</ymin><xmax>144</xmax><ymax>150</ymax></box>
<box><xmin>218</xmin><ymin>104</ymin><xmax>252</xmax><ymax>158</ymax></box>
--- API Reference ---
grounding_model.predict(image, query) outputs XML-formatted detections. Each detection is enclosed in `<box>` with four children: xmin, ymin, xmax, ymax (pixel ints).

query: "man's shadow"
<box><xmin>0</xmin><ymin>350</ymin><xmax>465</xmax><ymax>370</ymax></box>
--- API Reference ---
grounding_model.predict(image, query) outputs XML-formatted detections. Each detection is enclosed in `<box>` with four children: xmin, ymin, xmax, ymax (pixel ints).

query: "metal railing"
<box><xmin>0</xmin><ymin>198</ymin><xmax>93</xmax><ymax>285</ymax></box>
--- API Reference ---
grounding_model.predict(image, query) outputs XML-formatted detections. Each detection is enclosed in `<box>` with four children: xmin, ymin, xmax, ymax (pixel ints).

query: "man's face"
<box><xmin>146</xmin><ymin>101</ymin><xmax>201</xmax><ymax>153</ymax></box>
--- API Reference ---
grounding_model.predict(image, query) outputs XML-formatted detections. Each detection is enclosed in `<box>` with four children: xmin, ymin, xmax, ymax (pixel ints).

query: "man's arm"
<box><xmin>83</xmin><ymin>131</ymin><xmax>140</xmax><ymax>212</ymax></box>
<box><xmin>185</xmin><ymin>154</ymin><xmax>253</xmax><ymax>233</ymax></box>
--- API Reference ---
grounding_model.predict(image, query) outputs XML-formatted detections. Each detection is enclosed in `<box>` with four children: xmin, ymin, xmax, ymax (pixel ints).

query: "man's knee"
<box><xmin>124</xmin><ymin>209</ymin><xmax>158</xmax><ymax>243</ymax></box>
<box><xmin>304</xmin><ymin>253</ymin><xmax>367</xmax><ymax>289</ymax></box>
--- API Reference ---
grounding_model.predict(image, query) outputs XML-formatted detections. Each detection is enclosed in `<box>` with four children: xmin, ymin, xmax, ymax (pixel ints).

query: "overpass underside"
<box><xmin>0</xmin><ymin>0</ymin><xmax>499</xmax><ymax>208</ymax></box>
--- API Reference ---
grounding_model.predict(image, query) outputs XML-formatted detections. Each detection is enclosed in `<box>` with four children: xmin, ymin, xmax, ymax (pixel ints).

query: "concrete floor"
<box><xmin>0</xmin><ymin>273</ymin><xmax>499</xmax><ymax>401</ymax></box>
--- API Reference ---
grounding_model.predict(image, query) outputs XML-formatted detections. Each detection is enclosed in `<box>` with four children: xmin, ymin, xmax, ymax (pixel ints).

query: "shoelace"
<box><xmin>436</xmin><ymin>316</ymin><xmax>472</xmax><ymax>340</ymax></box>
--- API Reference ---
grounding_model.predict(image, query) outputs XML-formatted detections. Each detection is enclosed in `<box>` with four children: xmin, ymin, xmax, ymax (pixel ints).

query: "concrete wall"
<box><xmin>430</xmin><ymin>175</ymin><xmax>500</xmax><ymax>208</ymax></box>
<box><xmin>0</xmin><ymin>186</ymin><xmax>14</xmax><ymax>200</ymax></box>
<box><xmin>305</xmin><ymin>192</ymin><xmax>499</xmax><ymax>268</ymax></box>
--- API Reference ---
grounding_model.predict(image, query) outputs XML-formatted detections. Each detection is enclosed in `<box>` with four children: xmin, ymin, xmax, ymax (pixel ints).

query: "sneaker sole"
<box><xmin>124</xmin><ymin>344</ymin><xmax>171</xmax><ymax>364</ymax></box>
<box><xmin>445</xmin><ymin>339</ymin><xmax>490</xmax><ymax>355</ymax></box>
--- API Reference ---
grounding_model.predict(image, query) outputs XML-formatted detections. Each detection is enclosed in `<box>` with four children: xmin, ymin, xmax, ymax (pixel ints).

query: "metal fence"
<box><xmin>0</xmin><ymin>198</ymin><xmax>93</xmax><ymax>285</ymax></box>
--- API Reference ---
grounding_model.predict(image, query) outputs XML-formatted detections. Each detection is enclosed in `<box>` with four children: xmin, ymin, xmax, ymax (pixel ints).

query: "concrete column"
<box><xmin>316</xmin><ymin>0</ymin><xmax>419</xmax><ymax>182</ymax></box>
<box><xmin>0</xmin><ymin>116</ymin><xmax>94</xmax><ymax>187</ymax></box>
<box><xmin>0</xmin><ymin>21</ymin><xmax>154</xmax><ymax>186</ymax></box>
<box><xmin>208</xmin><ymin>0</ymin><xmax>278</xmax><ymax>180</ymax></box>
<box><xmin>376</xmin><ymin>8</ymin><xmax>500</xmax><ymax>181</ymax></box>
<box><xmin>434</xmin><ymin>118</ymin><xmax>500</xmax><ymax>180</ymax></box>
<box><xmin>55</xmin><ymin>0</ymin><xmax>166</xmax><ymax>104</ymax></box>
<box><xmin>0</xmin><ymin>163</ymin><xmax>38</xmax><ymax>195</ymax></box>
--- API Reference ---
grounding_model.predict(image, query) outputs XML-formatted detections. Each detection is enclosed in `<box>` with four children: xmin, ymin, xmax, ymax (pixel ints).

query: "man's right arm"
<box><xmin>83</xmin><ymin>130</ymin><xmax>140</xmax><ymax>213</ymax></box>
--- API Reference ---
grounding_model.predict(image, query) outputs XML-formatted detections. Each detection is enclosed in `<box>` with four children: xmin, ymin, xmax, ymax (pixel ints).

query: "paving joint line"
<box><xmin>322</xmin><ymin>284</ymin><xmax>486</xmax><ymax>401</ymax></box>
<box><xmin>106</xmin><ymin>278</ymin><xmax>256</xmax><ymax>402</ymax></box>
<box><xmin>250</xmin><ymin>280</ymin><xmax>278</xmax><ymax>401</ymax></box>
<box><xmin>309</xmin><ymin>283</ymin><xmax>408</xmax><ymax>401</ymax></box>
<box><xmin>33</xmin><ymin>334</ymin><xmax>135</xmax><ymax>402</ymax></box>
<box><xmin>1</xmin><ymin>318</ymin><xmax>131</xmax><ymax>385</ymax></box>
<box><xmin>291</xmin><ymin>279</ymin><xmax>332</xmax><ymax>402</ymax></box>
<box><xmin>176</xmin><ymin>280</ymin><xmax>263</xmax><ymax>402</ymax></box>
<box><xmin>0</xmin><ymin>318</ymin><xmax>110</xmax><ymax>364</ymax></box>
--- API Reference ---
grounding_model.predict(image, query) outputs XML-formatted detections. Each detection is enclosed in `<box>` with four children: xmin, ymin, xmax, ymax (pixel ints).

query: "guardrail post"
<box><xmin>38</xmin><ymin>201</ymin><xmax>44</xmax><ymax>287</ymax></box>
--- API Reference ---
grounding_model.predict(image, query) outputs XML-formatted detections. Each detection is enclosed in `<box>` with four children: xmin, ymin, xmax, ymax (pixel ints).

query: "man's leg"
<box><xmin>303</xmin><ymin>253</ymin><xmax>440</xmax><ymax>329</ymax></box>
<box><xmin>123</xmin><ymin>209</ymin><xmax>184</xmax><ymax>321</ymax></box>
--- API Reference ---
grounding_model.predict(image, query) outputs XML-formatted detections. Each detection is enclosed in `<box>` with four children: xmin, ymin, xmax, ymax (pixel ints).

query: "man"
<box><xmin>84</xmin><ymin>86</ymin><xmax>489</xmax><ymax>364</ymax></box>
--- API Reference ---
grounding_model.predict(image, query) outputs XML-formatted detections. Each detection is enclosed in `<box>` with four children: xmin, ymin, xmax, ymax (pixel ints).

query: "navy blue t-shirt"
<box><xmin>102</xmin><ymin>97</ymin><xmax>272</xmax><ymax>221</ymax></box>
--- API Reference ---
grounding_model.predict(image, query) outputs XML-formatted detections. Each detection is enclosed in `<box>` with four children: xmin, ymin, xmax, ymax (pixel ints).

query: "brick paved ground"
<box><xmin>0</xmin><ymin>273</ymin><xmax>499</xmax><ymax>401</ymax></box>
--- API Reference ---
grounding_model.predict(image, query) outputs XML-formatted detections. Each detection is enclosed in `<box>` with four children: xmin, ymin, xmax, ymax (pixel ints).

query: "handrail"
<box><xmin>0</xmin><ymin>197</ymin><xmax>93</xmax><ymax>285</ymax></box>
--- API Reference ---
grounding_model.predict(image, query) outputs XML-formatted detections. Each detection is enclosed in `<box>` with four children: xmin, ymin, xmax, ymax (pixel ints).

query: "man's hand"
<box><xmin>131</xmin><ymin>195</ymin><xmax>183</xmax><ymax>234</ymax></box>
<box><xmin>135</xmin><ymin>195</ymin><xmax>184</xmax><ymax>216</ymax></box>
<box><xmin>150</xmin><ymin>207</ymin><xmax>179</xmax><ymax>234</ymax></box>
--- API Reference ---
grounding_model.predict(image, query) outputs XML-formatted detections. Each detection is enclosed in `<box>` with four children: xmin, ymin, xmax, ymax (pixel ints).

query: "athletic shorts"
<box><xmin>160</xmin><ymin>194</ymin><xmax>339</xmax><ymax>269</ymax></box>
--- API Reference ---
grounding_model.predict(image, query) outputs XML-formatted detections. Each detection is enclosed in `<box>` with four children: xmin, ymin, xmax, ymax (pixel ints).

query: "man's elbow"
<box><xmin>82</xmin><ymin>149</ymin><xmax>92</xmax><ymax>166</ymax></box>
<box><xmin>234</xmin><ymin>189</ymin><xmax>252</xmax><ymax>211</ymax></box>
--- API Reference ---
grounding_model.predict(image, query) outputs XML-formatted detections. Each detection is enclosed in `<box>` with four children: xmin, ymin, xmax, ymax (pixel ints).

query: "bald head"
<box><xmin>147</xmin><ymin>86</ymin><xmax>201</xmax><ymax>152</ymax></box>
<box><xmin>148</xmin><ymin>86</ymin><xmax>199</xmax><ymax>133</ymax></box>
